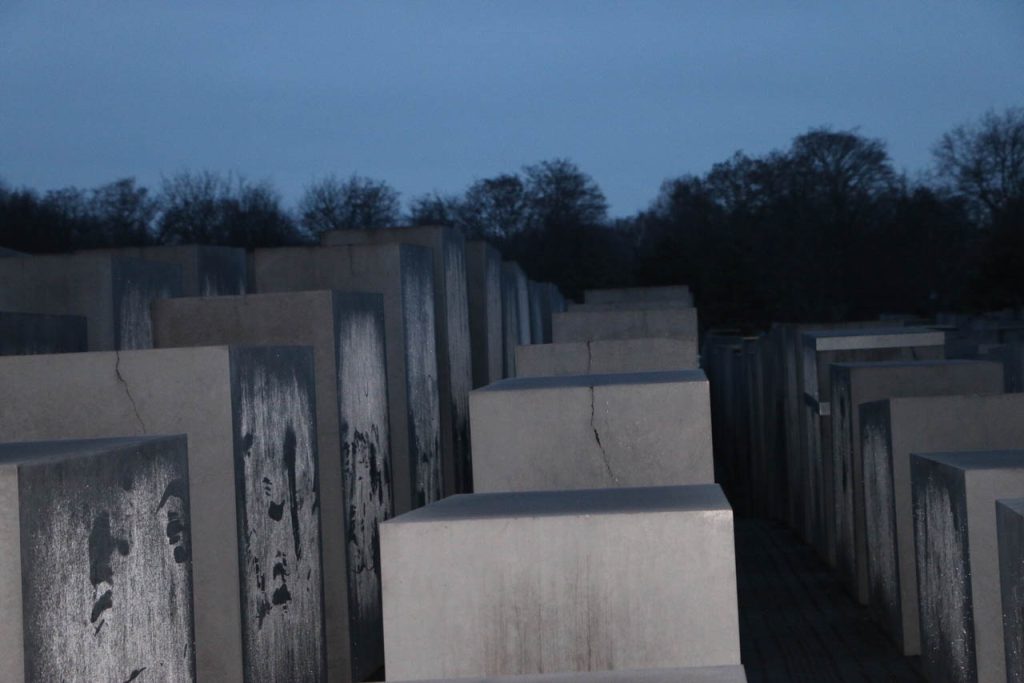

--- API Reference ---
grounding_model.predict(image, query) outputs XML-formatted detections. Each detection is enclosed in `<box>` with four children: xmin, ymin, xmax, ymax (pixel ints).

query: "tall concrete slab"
<box><xmin>800</xmin><ymin>327</ymin><xmax>945</xmax><ymax>563</ymax></box>
<box><xmin>500</xmin><ymin>265</ymin><xmax>521</xmax><ymax>377</ymax></box>
<box><xmin>470</xmin><ymin>370</ymin><xmax>713</xmax><ymax>493</ymax></box>
<box><xmin>387</xmin><ymin>667</ymin><xmax>748</xmax><ymax>682</ymax></box>
<box><xmin>79</xmin><ymin>245</ymin><xmax>247</xmax><ymax>296</ymax></box>
<box><xmin>251</xmin><ymin>244</ymin><xmax>442</xmax><ymax>512</ymax></box>
<box><xmin>465</xmin><ymin>241</ymin><xmax>503</xmax><ymax>388</ymax></box>
<box><xmin>860</xmin><ymin>393</ymin><xmax>1024</xmax><ymax>655</ymax></box>
<box><xmin>503</xmin><ymin>262</ymin><xmax>531</xmax><ymax>346</ymax></box>
<box><xmin>153</xmin><ymin>290</ymin><xmax>391</xmax><ymax>682</ymax></box>
<box><xmin>527</xmin><ymin>280</ymin><xmax>548</xmax><ymax>344</ymax></box>
<box><xmin>829</xmin><ymin>359</ymin><xmax>1003</xmax><ymax>604</ymax></box>
<box><xmin>552</xmin><ymin>308</ymin><xmax>699</xmax><ymax>351</ymax></box>
<box><xmin>0</xmin><ymin>436</ymin><xmax>195</xmax><ymax>683</ymax></box>
<box><xmin>0</xmin><ymin>311</ymin><xmax>87</xmax><ymax>355</ymax></box>
<box><xmin>583</xmin><ymin>285</ymin><xmax>693</xmax><ymax>307</ymax></box>
<box><xmin>0</xmin><ymin>346</ymin><xmax>325</xmax><ymax>681</ymax></box>
<box><xmin>381</xmin><ymin>485</ymin><xmax>740</xmax><ymax>680</ymax></box>
<box><xmin>997</xmin><ymin>498</ymin><xmax>1024</xmax><ymax>682</ymax></box>
<box><xmin>320</xmin><ymin>227</ymin><xmax>473</xmax><ymax>495</ymax></box>
<box><xmin>516</xmin><ymin>338</ymin><xmax>697</xmax><ymax>377</ymax></box>
<box><xmin>911</xmin><ymin>451</ymin><xmax>1024</xmax><ymax>683</ymax></box>
<box><xmin>0</xmin><ymin>253</ymin><xmax>182</xmax><ymax>350</ymax></box>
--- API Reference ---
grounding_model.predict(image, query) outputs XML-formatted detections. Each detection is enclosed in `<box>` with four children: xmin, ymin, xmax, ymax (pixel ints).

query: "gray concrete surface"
<box><xmin>381</xmin><ymin>485</ymin><xmax>740</xmax><ymax>680</ymax></box>
<box><xmin>0</xmin><ymin>436</ymin><xmax>194</xmax><ymax>683</ymax></box>
<box><xmin>250</xmin><ymin>244</ymin><xmax>442</xmax><ymax>512</ymax></box>
<box><xmin>387</xmin><ymin>666</ymin><xmax>748</xmax><ymax>682</ymax></box>
<box><xmin>911</xmin><ymin>451</ymin><xmax>1024</xmax><ymax>683</ymax></box>
<box><xmin>860</xmin><ymin>393</ymin><xmax>1024</xmax><ymax>656</ymax></box>
<box><xmin>829</xmin><ymin>359</ymin><xmax>1003</xmax><ymax>604</ymax></box>
<box><xmin>552</xmin><ymin>307</ymin><xmax>699</xmax><ymax>352</ymax></box>
<box><xmin>153</xmin><ymin>290</ymin><xmax>391</xmax><ymax>682</ymax></box>
<box><xmin>800</xmin><ymin>327</ymin><xmax>945</xmax><ymax>565</ymax></box>
<box><xmin>465</xmin><ymin>241</ymin><xmax>503</xmax><ymax>388</ymax></box>
<box><xmin>500</xmin><ymin>264</ymin><xmax>522</xmax><ymax>377</ymax></box>
<box><xmin>997</xmin><ymin>498</ymin><xmax>1024</xmax><ymax>683</ymax></box>
<box><xmin>0</xmin><ymin>311</ymin><xmax>87</xmax><ymax>355</ymax></box>
<box><xmin>319</xmin><ymin>227</ymin><xmax>473</xmax><ymax>495</ymax></box>
<box><xmin>583</xmin><ymin>285</ymin><xmax>693</xmax><ymax>307</ymax></box>
<box><xmin>470</xmin><ymin>370</ymin><xmax>713</xmax><ymax>492</ymax></box>
<box><xmin>0</xmin><ymin>253</ymin><xmax>182</xmax><ymax>350</ymax></box>
<box><xmin>79</xmin><ymin>245</ymin><xmax>247</xmax><ymax>296</ymax></box>
<box><xmin>503</xmin><ymin>262</ymin><xmax>531</xmax><ymax>346</ymax></box>
<box><xmin>0</xmin><ymin>346</ymin><xmax>324</xmax><ymax>681</ymax></box>
<box><xmin>515</xmin><ymin>337</ymin><xmax>698</xmax><ymax>377</ymax></box>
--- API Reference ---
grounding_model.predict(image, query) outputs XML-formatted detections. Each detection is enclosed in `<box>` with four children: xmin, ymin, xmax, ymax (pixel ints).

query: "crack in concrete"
<box><xmin>114</xmin><ymin>351</ymin><xmax>147</xmax><ymax>434</ymax></box>
<box><xmin>589</xmin><ymin>386</ymin><xmax>616</xmax><ymax>483</ymax></box>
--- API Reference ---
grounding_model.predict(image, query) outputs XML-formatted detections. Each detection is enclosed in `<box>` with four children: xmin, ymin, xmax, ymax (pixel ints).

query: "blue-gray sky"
<box><xmin>2</xmin><ymin>1</ymin><xmax>1022</xmax><ymax>216</ymax></box>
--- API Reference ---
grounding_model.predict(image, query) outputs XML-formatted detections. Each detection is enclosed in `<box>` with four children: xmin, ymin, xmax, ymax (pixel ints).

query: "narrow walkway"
<box><xmin>735</xmin><ymin>519</ymin><xmax>924</xmax><ymax>683</ymax></box>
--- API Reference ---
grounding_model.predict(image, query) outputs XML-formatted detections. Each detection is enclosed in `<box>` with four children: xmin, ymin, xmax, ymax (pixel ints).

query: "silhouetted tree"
<box><xmin>522</xmin><ymin>159</ymin><xmax>607</xmax><ymax>234</ymax></box>
<box><xmin>459</xmin><ymin>174</ymin><xmax>529</xmax><ymax>239</ymax></box>
<box><xmin>407</xmin><ymin>191</ymin><xmax>461</xmax><ymax>227</ymax></box>
<box><xmin>299</xmin><ymin>174</ymin><xmax>400</xmax><ymax>234</ymax></box>
<box><xmin>90</xmin><ymin>178</ymin><xmax>157</xmax><ymax>246</ymax></box>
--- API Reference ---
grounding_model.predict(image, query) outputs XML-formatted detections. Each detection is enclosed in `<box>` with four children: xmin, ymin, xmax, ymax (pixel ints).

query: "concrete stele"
<box><xmin>465</xmin><ymin>241</ymin><xmax>504</xmax><ymax>388</ymax></box>
<box><xmin>381</xmin><ymin>485</ymin><xmax>740</xmax><ymax>680</ymax></box>
<box><xmin>470</xmin><ymin>370</ymin><xmax>713</xmax><ymax>493</ymax></box>
<box><xmin>0</xmin><ymin>311</ymin><xmax>87</xmax><ymax>356</ymax></box>
<box><xmin>386</xmin><ymin>666</ymin><xmax>748</xmax><ymax>682</ymax></box>
<box><xmin>515</xmin><ymin>337</ymin><xmax>698</xmax><ymax>377</ymax></box>
<box><xmin>997</xmin><ymin>498</ymin><xmax>1024</xmax><ymax>682</ymax></box>
<box><xmin>583</xmin><ymin>285</ymin><xmax>693</xmax><ymax>307</ymax></box>
<box><xmin>78</xmin><ymin>245</ymin><xmax>247</xmax><ymax>296</ymax></box>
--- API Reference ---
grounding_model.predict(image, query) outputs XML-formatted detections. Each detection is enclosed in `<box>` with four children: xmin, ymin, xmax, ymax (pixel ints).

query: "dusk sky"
<box><xmin>2</xmin><ymin>2</ymin><xmax>1022</xmax><ymax>216</ymax></box>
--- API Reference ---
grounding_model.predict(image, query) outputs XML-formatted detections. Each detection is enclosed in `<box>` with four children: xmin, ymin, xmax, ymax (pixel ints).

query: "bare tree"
<box><xmin>299</xmin><ymin>174</ymin><xmax>400</xmax><ymax>234</ymax></box>
<box><xmin>934</xmin><ymin>107</ymin><xmax>1024</xmax><ymax>224</ymax></box>
<box><xmin>459</xmin><ymin>174</ymin><xmax>529</xmax><ymax>239</ymax></box>
<box><xmin>522</xmin><ymin>159</ymin><xmax>607</xmax><ymax>233</ymax></box>
<box><xmin>407</xmin><ymin>191</ymin><xmax>461</xmax><ymax>227</ymax></box>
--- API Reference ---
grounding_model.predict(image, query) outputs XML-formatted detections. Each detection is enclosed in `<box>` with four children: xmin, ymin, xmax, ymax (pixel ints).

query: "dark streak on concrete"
<box><xmin>588</xmin><ymin>386</ymin><xmax>615</xmax><ymax>483</ymax></box>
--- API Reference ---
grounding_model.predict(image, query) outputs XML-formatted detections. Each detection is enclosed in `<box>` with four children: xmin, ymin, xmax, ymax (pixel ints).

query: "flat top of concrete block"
<box><xmin>386</xmin><ymin>484</ymin><xmax>730</xmax><ymax>524</ymax></box>
<box><xmin>997</xmin><ymin>498</ymin><xmax>1024</xmax><ymax>516</ymax></box>
<box><xmin>389</xmin><ymin>666</ymin><xmax>748</xmax><ymax>682</ymax></box>
<box><xmin>833</xmin><ymin>359</ymin><xmax>996</xmax><ymax>370</ymax></box>
<box><xmin>0</xmin><ymin>435</ymin><xmax>184</xmax><ymax>465</ymax></box>
<box><xmin>477</xmin><ymin>369</ymin><xmax>707</xmax><ymax>393</ymax></box>
<box><xmin>911</xmin><ymin>450</ymin><xmax>1024</xmax><ymax>472</ymax></box>
<box><xmin>802</xmin><ymin>326</ymin><xmax>945</xmax><ymax>350</ymax></box>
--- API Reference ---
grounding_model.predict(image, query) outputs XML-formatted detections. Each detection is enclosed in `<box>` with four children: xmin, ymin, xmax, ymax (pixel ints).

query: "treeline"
<box><xmin>2</xmin><ymin>107</ymin><xmax>1021</xmax><ymax>330</ymax></box>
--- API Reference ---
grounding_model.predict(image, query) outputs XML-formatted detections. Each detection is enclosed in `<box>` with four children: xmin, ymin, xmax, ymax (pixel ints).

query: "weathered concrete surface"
<box><xmin>319</xmin><ymin>227</ymin><xmax>473</xmax><ymax>495</ymax></box>
<box><xmin>516</xmin><ymin>337</ymin><xmax>698</xmax><ymax>377</ymax></box>
<box><xmin>153</xmin><ymin>290</ymin><xmax>391</xmax><ymax>682</ymax></box>
<box><xmin>470</xmin><ymin>370</ymin><xmax>713</xmax><ymax>492</ymax></box>
<box><xmin>0</xmin><ymin>311</ymin><xmax>87</xmax><ymax>355</ymax></box>
<box><xmin>860</xmin><ymin>393</ymin><xmax>1024</xmax><ymax>656</ymax></box>
<box><xmin>381</xmin><ymin>485</ymin><xmax>740</xmax><ymax>680</ymax></box>
<box><xmin>997</xmin><ymin>498</ymin><xmax>1024</xmax><ymax>683</ymax></box>
<box><xmin>0</xmin><ymin>253</ymin><xmax>182</xmax><ymax>350</ymax></box>
<box><xmin>500</xmin><ymin>265</ymin><xmax>522</xmax><ymax>377</ymax></box>
<box><xmin>829</xmin><ymin>359</ymin><xmax>1003</xmax><ymax>604</ymax></box>
<box><xmin>552</xmin><ymin>308</ymin><xmax>699</xmax><ymax>351</ymax></box>
<box><xmin>0</xmin><ymin>346</ymin><xmax>325</xmax><ymax>681</ymax></box>
<box><xmin>0</xmin><ymin>436</ymin><xmax>195</xmax><ymax>683</ymax></box>
<box><xmin>911</xmin><ymin>451</ymin><xmax>1024</xmax><ymax>683</ymax></box>
<box><xmin>800</xmin><ymin>327</ymin><xmax>945</xmax><ymax>564</ymax></box>
<box><xmin>79</xmin><ymin>245</ymin><xmax>247</xmax><ymax>296</ymax></box>
<box><xmin>583</xmin><ymin>285</ymin><xmax>693</xmax><ymax>307</ymax></box>
<box><xmin>503</xmin><ymin>262</ymin><xmax>531</xmax><ymax>346</ymax></box>
<box><xmin>387</xmin><ymin>666</ymin><xmax>748</xmax><ymax>682</ymax></box>
<box><xmin>527</xmin><ymin>280</ymin><xmax>548</xmax><ymax>344</ymax></box>
<box><xmin>465</xmin><ymin>241</ymin><xmax>503</xmax><ymax>388</ymax></box>
<box><xmin>250</xmin><ymin>244</ymin><xmax>442</xmax><ymax>512</ymax></box>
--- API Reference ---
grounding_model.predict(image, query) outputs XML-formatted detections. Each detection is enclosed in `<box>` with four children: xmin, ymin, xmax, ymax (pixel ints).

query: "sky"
<box><xmin>1</xmin><ymin>2</ymin><xmax>1022</xmax><ymax>217</ymax></box>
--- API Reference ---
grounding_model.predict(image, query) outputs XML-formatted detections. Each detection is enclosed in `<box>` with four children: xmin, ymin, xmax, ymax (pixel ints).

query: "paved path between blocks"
<box><xmin>735</xmin><ymin>518</ymin><xmax>925</xmax><ymax>682</ymax></box>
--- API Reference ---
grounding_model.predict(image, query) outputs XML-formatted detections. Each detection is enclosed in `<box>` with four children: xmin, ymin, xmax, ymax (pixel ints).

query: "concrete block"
<box><xmin>528</xmin><ymin>280</ymin><xmax>548</xmax><ymax>344</ymax></box>
<box><xmin>387</xmin><ymin>666</ymin><xmax>748</xmax><ymax>682</ymax></box>
<box><xmin>583</xmin><ymin>285</ymin><xmax>693</xmax><ymax>307</ymax></box>
<box><xmin>0</xmin><ymin>346</ymin><xmax>325</xmax><ymax>681</ymax></box>
<box><xmin>860</xmin><ymin>393</ymin><xmax>1024</xmax><ymax>655</ymax></box>
<box><xmin>0</xmin><ymin>436</ymin><xmax>195</xmax><ymax>682</ymax></box>
<box><xmin>79</xmin><ymin>245</ymin><xmax>247</xmax><ymax>296</ymax></box>
<box><xmin>0</xmin><ymin>311</ymin><xmax>87</xmax><ymax>355</ymax></box>
<box><xmin>997</xmin><ymin>498</ymin><xmax>1024</xmax><ymax>682</ymax></box>
<box><xmin>800</xmin><ymin>327</ymin><xmax>945</xmax><ymax>563</ymax></box>
<box><xmin>251</xmin><ymin>245</ymin><xmax>443</xmax><ymax>510</ymax></box>
<box><xmin>911</xmin><ymin>451</ymin><xmax>1024</xmax><ymax>683</ymax></box>
<box><xmin>319</xmin><ymin>227</ymin><xmax>473</xmax><ymax>495</ymax></box>
<box><xmin>470</xmin><ymin>370</ymin><xmax>713</xmax><ymax>492</ymax></box>
<box><xmin>465</xmin><ymin>241</ymin><xmax>503</xmax><ymax>388</ymax></box>
<box><xmin>545</xmin><ymin>282</ymin><xmax>567</xmax><ymax>315</ymax></box>
<box><xmin>552</xmin><ymin>308</ymin><xmax>699</xmax><ymax>350</ymax></box>
<box><xmin>516</xmin><ymin>338</ymin><xmax>697</xmax><ymax>377</ymax></box>
<box><xmin>568</xmin><ymin>301</ymin><xmax>694</xmax><ymax>313</ymax></box>
<box><xmin>152</xmin><ymin>289</ymin><xmax>391</xmax><ymax>681</ymax></box>
<box><xmin>830</xmin><ymin>359</ymin><xmax>1004</xmax><ymax>604</ymax></box>
<box><xmin>0</xmin><ymin>246</ymin><xmax>23</xmax><ymax>256</ymax></box>
<box><xmin>500</xmin><ymin>265</ymin><xmax>522</xmax><ymax>377</ymax></box>
<box><xmin>0</xmin><ymin>253</ymin><xmax>182</xmax><ymax>350</ymax></box>
<box><xmin>381</xmin><ymin>485</ymin><xmax>740</xmax><ymax>680</ymax></box>
<box><xmin>503</xmin><ymin>262</ymin><xmax>531</xmax><ymax>346</ymax></box>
